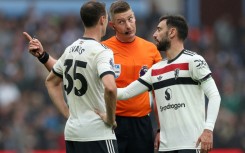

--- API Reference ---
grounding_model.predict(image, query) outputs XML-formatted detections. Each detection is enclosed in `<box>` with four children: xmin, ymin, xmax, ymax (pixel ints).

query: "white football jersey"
<box><xmin>140</xmin><ymin>49</ymin><xmax>211</xmax><ymax>151</ymax></box>
<box><xmin>53</xmin><ymin>38</ymin><xmax>116</xmax><ymax>141</ymax></box>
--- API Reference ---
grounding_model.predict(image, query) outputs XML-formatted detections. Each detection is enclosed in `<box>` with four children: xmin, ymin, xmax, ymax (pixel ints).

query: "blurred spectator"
<box><xmin>213</xmin><ymin>14</ymin><xmax>235</xmax><ymax>49</ymax></box>
<box><xmin>0</xmin><ymin>74</ymin><xmax>20</xmax><ymax>107</ymax></box>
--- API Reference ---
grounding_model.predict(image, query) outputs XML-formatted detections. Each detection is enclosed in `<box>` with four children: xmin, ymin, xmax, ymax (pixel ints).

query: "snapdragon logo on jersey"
<box><xmin>160</xmin><ymin>88</ymin><xmax>185</xmax><ymax>112</ymax></box>
<box><xmin>114</xmin><ymin>64</ymin><xmax>121</xmax><ymax>78</ymax></box>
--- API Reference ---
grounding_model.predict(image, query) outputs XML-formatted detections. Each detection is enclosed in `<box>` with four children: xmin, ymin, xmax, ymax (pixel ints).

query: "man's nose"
<box><xmin>125</xmin><ymin>21</ymin><xmax>131</xmax><ymax>28</ymax></box>
<box><xmin>153</xmin><ymin>32</ymin><xmax>157</xmax><ymax>39</ymax></box>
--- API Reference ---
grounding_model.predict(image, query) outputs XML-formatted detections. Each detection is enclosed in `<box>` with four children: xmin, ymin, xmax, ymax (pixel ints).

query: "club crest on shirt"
<box><xmin>139</xmin><ymin>65</ymin><xmax>148</xmax><ymax>77</ymax></box>
<box><xmin>114</xmin><ymin>64</ymin><xmax>121</xmax><ymax>78</ymax></box>
<box><xmin>174</xmin><ymin>68</ymin><xmax>180</xmax><ymax>80</ymax></box>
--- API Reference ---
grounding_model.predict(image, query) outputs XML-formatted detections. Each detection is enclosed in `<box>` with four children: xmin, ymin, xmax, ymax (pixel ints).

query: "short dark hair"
<box><xmin>109</xmin><ymin>0</ymin><xmax>131</xmax><ymax>20</ymax></box>
<box><xmin>80</xmin><ymin>1</ymin><xmax>106</xmax><ymax>27</ymax></box>
<box><xmin>160</xmin><ymin>15</ymin><xmax>188</xmax><ymax>41</ymax></box>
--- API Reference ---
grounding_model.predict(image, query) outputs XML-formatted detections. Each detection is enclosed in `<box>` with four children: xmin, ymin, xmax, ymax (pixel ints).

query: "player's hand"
<box><xmin>23</xmin><ymin>32</ymin><xmax>44</xmax><ymax>58</ymax></box>
<box><xmin>154</xmin><ymin>131</ymin><xmax>160</xmax><ymax>151</ymax></box>
<box><xmin>196</xmin><ymin>129</ymin><xmax>213</xmax><ymax>153</ymax></box>
<box><xmin>95</xmin><ymin>109</ymin><xmax>117</xmax><ymax>130</ymax></box>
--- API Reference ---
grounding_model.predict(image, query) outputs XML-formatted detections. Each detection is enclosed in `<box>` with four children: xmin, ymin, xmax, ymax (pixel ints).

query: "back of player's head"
<box><xmin>109</xmin><ymin>0</ymin><xmax>131</xmax><ymax>20</ymax></box>
<box><xmin>160</xmin><ymin>15</ymin><xmax>188</xmax><ymax>41</ymax></box>
<box><xmin>80</xmin><ymin>1</ymin><xmax>106</xmax><ymax>28</ymax></box>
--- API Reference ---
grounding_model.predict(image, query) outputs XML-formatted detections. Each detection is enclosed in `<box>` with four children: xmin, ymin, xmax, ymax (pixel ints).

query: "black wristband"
<box><xmin>38</xmin><ymin>52</ymin><xmax>49</xmax><ymax>64</ymax></box>
<box><xmin>157</xmin><ymin>129</ymin><xmax>160</xmax><ymax>133</ymax></box>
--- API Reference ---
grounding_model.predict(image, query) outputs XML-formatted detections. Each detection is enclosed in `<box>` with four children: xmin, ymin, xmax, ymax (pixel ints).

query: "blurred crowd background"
<box><xmin>0</xmin><ymin>0</ymin><xmax>245</xmax><ymax>152</ymax></box>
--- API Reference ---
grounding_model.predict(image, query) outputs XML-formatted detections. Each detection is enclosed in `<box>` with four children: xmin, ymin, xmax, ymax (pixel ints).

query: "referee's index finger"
<box><xmin>22</xmin><ymin>32</ymin><xmax>33</xmax><ymax>41</ymax></box>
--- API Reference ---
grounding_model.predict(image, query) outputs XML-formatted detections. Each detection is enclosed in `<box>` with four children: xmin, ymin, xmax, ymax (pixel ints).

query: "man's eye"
<box><xmin>128</xmin><ymin>17</ymin><xmax>134</xmax><ymax>22</ymax></box>
<box><xmin>118</xmin><ymin>21</ymin><xmax>124</xmax><ymax>24</ymax></box>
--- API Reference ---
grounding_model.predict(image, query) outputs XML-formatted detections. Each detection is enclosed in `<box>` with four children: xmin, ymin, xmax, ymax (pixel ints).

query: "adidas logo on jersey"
<box><xmin>157</xmin><ymin>75</ymin><xmax>163</xmax><ymax>81</ymax></box>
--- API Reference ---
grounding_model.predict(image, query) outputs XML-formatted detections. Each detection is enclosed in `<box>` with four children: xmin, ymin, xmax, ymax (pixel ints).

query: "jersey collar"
<box><xmin>167</xmin><ymin>49</ymin><xmax>185</xmax><ymax>64</ymax></box>
<box><xmin>81</xmin><ymin>37</ymin><xmax>96</xmax><ymax>41</ymax></box>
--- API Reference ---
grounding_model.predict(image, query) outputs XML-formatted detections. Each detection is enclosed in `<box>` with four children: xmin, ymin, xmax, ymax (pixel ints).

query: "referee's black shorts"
<box><xmin>66</xmin><ymin>139</ymin><xmax>118</xmax><ymax>153</ymax></box>
<box><xmin>115</xmin><ymin>115</ymin><xmax>154</xmax><ymax>153</ymax></box>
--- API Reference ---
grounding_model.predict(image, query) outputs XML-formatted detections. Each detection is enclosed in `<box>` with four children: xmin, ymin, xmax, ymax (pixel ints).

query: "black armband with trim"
<box><xmin>38</xmin><ymin>52</ymin><xmax>49</xmax><ymax>64</ymax></box>
<box><xmin>157</xmin><ymin>129</ymin><xmax>160</xmax><ymax>133</ymax></box>
<box><xmin>200</xmin><ymin>73</ymin><xmax>212</xmax><ymax>82</ymax></box>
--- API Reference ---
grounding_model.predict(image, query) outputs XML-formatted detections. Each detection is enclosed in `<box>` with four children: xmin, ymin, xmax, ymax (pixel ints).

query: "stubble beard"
<box><xmin>157</xmin><ymin>38</ymin><xmax>171</xmax><ymax>52</ymax></box>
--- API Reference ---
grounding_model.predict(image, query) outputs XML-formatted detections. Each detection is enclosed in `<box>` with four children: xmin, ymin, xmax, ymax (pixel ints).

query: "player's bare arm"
<box><xmin>96</xmin><ymin>74</ymin><xmax>117</xmax><ymax>128</ymax></box>
<box><xmin>154</xmin><ymin>131</ymin><xmax>160</xmax><ymax>151</ymax></box>
<box><xmin>45</xmin><ymin>71</ymin><xmax>69</xmax><ymax>119</ymax></box>
<box><xmin>153</xmin><ymin>99</ymin><xmax>160</xmax><ymax>151</ymax></box>
<box><xmin>23</xmin><ymin>31</ymin><xmax>57</xmax><ymax>71</ymax></box>
<box><xmin>102</xmin><ymin>74</ymin><xmax>117</xmax><ymax>127</ymax></box>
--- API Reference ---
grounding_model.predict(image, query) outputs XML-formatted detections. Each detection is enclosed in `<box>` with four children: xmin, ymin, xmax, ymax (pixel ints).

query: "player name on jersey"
<box><xmin>69</xmin><ymin>45</ymin><xmax>85</xmax><ymax>55</ymax></box>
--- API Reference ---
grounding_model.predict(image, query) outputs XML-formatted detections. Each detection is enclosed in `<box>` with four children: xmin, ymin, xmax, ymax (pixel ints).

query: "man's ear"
<box><xmin>169</xmin><ymin>28</ymin><xmax>176</xmax><ymax>39</ymax></box>
<box><xmin>109</xmin><ymin>21</ymin><xmax>115</xmax><ymax>30</ymax></box>
<box><xmin>100</xmin><ymin>16</ymin><xmax>106</xmax><ymax>25</ymax></box>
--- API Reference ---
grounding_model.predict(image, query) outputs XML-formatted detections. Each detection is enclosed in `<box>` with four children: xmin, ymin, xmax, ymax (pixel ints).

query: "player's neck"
<box><xmin>83</xmin><ymin>29</ymin><xmax>102</xmax><ymax>42</ymax></box>
<box><xmin>166</xmin><ymin>42</ymin><xmax>184</xmax><ymax>60</ymax></box>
